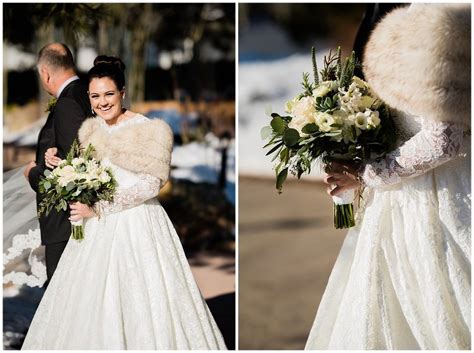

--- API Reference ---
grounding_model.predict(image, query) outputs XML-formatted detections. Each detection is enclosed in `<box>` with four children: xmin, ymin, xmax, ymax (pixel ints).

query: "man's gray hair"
<box><xmin>38</xmin><ymin>43</ymin><xmax>75</xmax><ymax>71</ymax></box>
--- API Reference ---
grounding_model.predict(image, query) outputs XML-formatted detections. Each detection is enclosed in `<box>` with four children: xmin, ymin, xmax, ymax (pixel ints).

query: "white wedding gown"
<box><xmin>305</xmin><ymin>112</ymin><xmax>471</xmax><ymax>350</ymax></box>
<box><xmin>21</xmin><ymin>119</ymin><xmax>227</xmax><ymax>350</ymax></box>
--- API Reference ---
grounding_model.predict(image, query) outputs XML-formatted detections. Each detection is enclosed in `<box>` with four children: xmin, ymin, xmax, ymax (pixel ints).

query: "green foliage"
<box><xmin>262</xmin><ymin>46</ymin><xmax>396</xmax><ymax>195</ymax></box>
<box><xmin>315</xmin><ymin>95</ymin><xmax>338</xmax><ymax>112</ymax></box>
<box><xmin>320</xmin><ymin>48</ymin><xmax>339</xmax><ymax>81</ymax></box>
<box><xmin>311</xmin><ymin>47</ymin><xmax>319</xmax><ymax>86</ymax></box>
<box><xmin>276</xmin><ymin>168</ymin><xmax>288</xmax><ymax>193</ymax></box>
<box><xmin>38</xmin><ymin>141</ymin><xmax>117</xmax><ymax>219</ymax></box>
<box><xmin>270</xmin><ymin>116</ymin><xmax>287</xmax><ymax>134</ymax></box>
<box><xmin>339</xmin><ymin>51</ymin><xmax>361</xmax><ymax>89</ymax></box>
<box><xmin>283</xmin><ymin>128</ymin><xmax>300</xmax><ymax>147</ymax></box>
<box><xmin>300</xmin><ymin>72</ymin><xmax>314</xmax><ymax>97</ymax></box>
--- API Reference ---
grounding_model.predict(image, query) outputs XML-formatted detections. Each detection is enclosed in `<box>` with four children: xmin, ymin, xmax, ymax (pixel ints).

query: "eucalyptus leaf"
<box><xmin>66</xmin><ymin>182</ymin><xmax>75</xmax><ymax>192</ymax></box>
<box><xmin>44</xmin><ymin>181</ymin><xmax>51</xmax><ymax>190</ymax></box>
<box><xmin>283</xmin><ymin>128</ymin><xmax>300</xmax><ymax>147</ymax></box>
<box><xmin>44</xmin><ymin>169</ymin><xmax>52</xmax><ymax>177</ymax></box>
<box><xmin>270</xmin><ymin>116</ymin><xmax>286</xmax><ymax>134</ymax></box>
<box><xmin>276</xmin><ymin>168</ymin><xmax>288</xmax><ymax>192</ymax></box>
<box><xmin>302</xmin><ymin>123</ymin><xmax>318</xmax><ymax>134</ymax></box>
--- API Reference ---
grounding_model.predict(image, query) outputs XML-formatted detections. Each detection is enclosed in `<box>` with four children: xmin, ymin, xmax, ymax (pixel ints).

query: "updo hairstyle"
<box><xmin>87</xmin><ymin>55</ymin><xmax>126</xmax><ymax>90</ymax></box>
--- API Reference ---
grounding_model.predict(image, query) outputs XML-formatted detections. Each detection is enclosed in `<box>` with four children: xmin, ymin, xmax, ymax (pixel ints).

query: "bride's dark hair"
<box><xmin>88</xmin><ymin>55</ymin><xmax>126</xmax><ymax>90</ymax></box>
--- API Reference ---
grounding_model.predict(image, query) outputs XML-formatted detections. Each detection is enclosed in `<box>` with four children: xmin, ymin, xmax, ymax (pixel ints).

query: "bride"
<box><xmin>305</xmin><ymin>4</ymin><xmax>470</xmax><ymax>350</ymax></box>
<box><xmin>20</xmin><ymin>56</ymin><xmax>227</xmax><ymax>349</ymax></box>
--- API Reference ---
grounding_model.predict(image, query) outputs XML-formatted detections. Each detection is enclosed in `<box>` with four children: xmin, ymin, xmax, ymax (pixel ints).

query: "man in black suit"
<box><xmin>23</xmin><ymin>43</ymin><xmax>91</xmax><ymax>283</ymax></box>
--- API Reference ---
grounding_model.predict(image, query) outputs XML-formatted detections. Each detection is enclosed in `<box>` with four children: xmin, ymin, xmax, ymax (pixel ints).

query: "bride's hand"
<box><xmin>324</xmin><ymin>161</ymin><xmax>361</xmax><ymax>196</ymax></box>
<box><xmin>69</xmin><ymin>202</ymin><xmax>96</xmax><ymax>221</ymax></box>
<box><xmin>45</xmin><ymin>147</ymin><xmax>61</xmax><ymax>169</ymax></box>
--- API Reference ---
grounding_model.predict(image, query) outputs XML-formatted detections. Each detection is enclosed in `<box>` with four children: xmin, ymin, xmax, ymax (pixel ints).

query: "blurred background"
<box><xmin>238</xmin><ymin>3</ymin><xmax>398</xmax><ymax>349</ymax></box>
<box><xmin>3</xmin><ymin>3</ymin><xmax>235</xmax><ymax>349</ymax></box>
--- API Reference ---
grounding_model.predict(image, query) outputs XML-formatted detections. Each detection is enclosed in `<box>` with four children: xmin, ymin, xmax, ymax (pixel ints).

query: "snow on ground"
<box><xmin>4</xmin><ymin>116</ymin><xmax>235</xmax><ymax>204</ymax></box>
<box><xmin>239</xmin><ymin>53</ymin><xmax>329</xmax><ymax>180</ymax></box>
<box><xmin>171</xmin><ymin>134</ymin><xmax>235</xmax><ymax>205</ymax></box>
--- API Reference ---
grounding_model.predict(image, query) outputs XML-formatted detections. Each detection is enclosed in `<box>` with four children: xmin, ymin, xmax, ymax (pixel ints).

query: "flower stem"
<box><xmin>333</xmin><ymin>203</ymin><xmax>355</xmax><ymax>229</ymax></box>
<box><xmin>71</xmin><ymin>225</ymin><xmax>84</xmax><ymax>241</ymax></box>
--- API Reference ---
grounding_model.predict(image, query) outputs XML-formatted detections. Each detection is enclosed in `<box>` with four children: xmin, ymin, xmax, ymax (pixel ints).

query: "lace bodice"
<box><xmin>96</xmin><ymin>160</ymin><xmax>161</xmax><ymax>216</ymax></box>
<box><xmin>94</xmin><ymin>116</ymin><xmax>162</xmax><ymax>216</ymax></box>
<box><xmin>361</xmin><ymin>113</ymin><xmax>467</xmax><ymax>188</ymax></box>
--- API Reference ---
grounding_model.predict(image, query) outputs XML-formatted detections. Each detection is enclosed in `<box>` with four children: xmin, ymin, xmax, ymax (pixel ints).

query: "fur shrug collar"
<box><xmin>78</xmin><ymin>115</ymin><xmax>173</xmax><ymax>185</ymax></box>
<box><xmin>363</xmin><ymin>4</ymin><xmax>471</xmax><ymax>128</ymax></box>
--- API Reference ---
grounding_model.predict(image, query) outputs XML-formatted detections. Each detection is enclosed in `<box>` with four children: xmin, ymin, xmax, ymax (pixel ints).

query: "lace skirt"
<box><xmin>305</xmin><ymin>154</ymin><xmax>471</xmax><ymax>349</ymax></box>
<box><xmin>21</xmin><ymin>200</ymin><xmax>227</xmax><ymax>350</ymax></box>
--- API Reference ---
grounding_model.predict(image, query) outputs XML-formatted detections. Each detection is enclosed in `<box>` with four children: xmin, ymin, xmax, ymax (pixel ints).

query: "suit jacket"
<box><xmin>28</xmin><ymin>79</ymin><xmax>91</xmax><ymax>245</ymax></box>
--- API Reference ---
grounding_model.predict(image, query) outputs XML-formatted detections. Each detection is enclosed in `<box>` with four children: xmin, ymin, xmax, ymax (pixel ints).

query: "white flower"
<box><xmin>98</xmin><ymin>171</ymin><xmax>111</xmax><ymax>183</ymax></box>
<box><xmin>354</xmin><ymin>112</ymin><xmax>368</xmax><ymax>130</ymax></box>
<box><xmin>292</xmin><ymin>96</ymin><xmax>316</xmax><ymax>119</ymax></box>
<box><xmin>360</xmin><ymin>95</ymin><xmax>376</xmax><ymax>109</ymax></box>
<box><xmin>71</xmin><ymin>157</ymin><xmax>85</xmax><ymax>167</ymax></box>
<box><xmin>288</xmin><ymin>114</ymin><xmax>316</xmax><ymax>136</ymax></box>
<box><xmin>288</xmin><ymin>96</ymin><xmax>317</xmax><ymax>135</ymax></box>
<box><xmin>342</xmin><ymin>125</ymin><xmax>356</xmax><ymax>144</ymax></box>
<box><xmin>53</xmin><ymin>165</ymin><xmax>74</xmax><ymax>177</ymax></box>
<box><xmin>352</xmin><ymin>76</ymin><xmax>369</xmax><ymax>89</ymax></box>
<box><xmin>333</xmin><ymin>109</ymin><xmax>348</xmax><ymax>125</ymax></box>
<box><xmin>285</xmin><ymin>97</ymin><xmax>299</xmax><ymax>113</ymax></box>
<box><xmin>338</xmin><ymin>84</ymin><xmax>363</xmax><ymax>114</ymax></box>
<box><xmin>85</xmin><ymin>160</ymin><xmax>99</xmax><ymax>175</ymax></box>
<box><xmin>366</xmin><ymin>109</ymin><xmax>381</xmax><ymax>128</ymax></box>
<box><xmin>315</xmin><ymin>112</ymin><xmax>337</xmax><ymax>132</ymax></box>
<box><xmin>313</xmin><ymin>80</ymin><xmax>338</xmax><ymax>98</ymax></box>
<box><xmin>56</xmin><ymin>165</ymin><xmax>79</xmax><ymax>187</ymax></box>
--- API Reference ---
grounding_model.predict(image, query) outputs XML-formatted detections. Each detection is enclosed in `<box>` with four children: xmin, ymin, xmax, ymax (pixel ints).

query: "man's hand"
<box><xmin>23</xmin><ymin>161</ymin><xmax>37</xmax><ymax>180</ymax></box>
<box><xmin>45</xmin><ymin>147</ymin><xmax>61</xmax><ymax>169</ymax></box>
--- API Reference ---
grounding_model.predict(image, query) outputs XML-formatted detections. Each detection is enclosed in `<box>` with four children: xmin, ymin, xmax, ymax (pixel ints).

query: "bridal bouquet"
<box><xmin>38</xmin><ymin>140</ymin><xmax>117</xmax><ymax>240</ymax></box>
<box><xmin>262</xmin><ymin>47</ymin><xmax>395</xmax><ymax>229</ymax></box>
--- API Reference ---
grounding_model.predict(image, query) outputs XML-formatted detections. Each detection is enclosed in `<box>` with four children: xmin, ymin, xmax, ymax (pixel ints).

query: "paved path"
<box><xmin>239</xmin><ymin>177</ymin><xmax>346</xmax><ymax>349</ymax></box>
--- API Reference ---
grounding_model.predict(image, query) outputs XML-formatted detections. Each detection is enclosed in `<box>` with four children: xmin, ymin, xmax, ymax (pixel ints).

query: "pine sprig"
<box><xmin>66</xmin><ymin>139</ymin><xmax>81</xmax><ymax>163</ymax></box>
<box><xmin>300</xmin><ymin>72</ymin><xmax>314</xmax><ymax>97</ymax></box>
<box><xmin>339</xmin><ymin>51</ymin><xmax>361</xmax><ymax>89</ymax></box>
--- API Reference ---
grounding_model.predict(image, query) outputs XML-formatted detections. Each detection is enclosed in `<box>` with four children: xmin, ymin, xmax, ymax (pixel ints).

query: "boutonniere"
<box><xmin>45</xmin><ymin>97</ymin><xmax>57</xmax><ymax>113</ymax></box>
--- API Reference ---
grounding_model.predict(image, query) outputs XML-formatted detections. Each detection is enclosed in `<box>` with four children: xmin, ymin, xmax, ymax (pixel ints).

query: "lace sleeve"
<box><xmin>96</xmin><ymin>174</ymin><xmax>161</xmax><ymax>216</ymax></box>
<box><xmin>361</xmin><ymin>120</ymin><xmax>465</xmax><ymax>188</ymax></box>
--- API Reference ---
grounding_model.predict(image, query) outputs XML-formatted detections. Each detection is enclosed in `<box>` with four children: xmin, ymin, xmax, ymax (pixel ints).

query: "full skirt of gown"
<box><xmin>305</xmin><ymin>146</ymin><xmax>471</xmax><ymax>349</ymax></box>
<box><xmin>21</xmin><ymin>199</ymin><xmax>227</xmax><ymax>350</ymax></box>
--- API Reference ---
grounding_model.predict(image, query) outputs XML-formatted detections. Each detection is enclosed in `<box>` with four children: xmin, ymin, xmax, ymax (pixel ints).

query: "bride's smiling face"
<box><xmin>88</xmin><ymin>77</ymin><xmax>125</xmax><ymax>123</ymax></box>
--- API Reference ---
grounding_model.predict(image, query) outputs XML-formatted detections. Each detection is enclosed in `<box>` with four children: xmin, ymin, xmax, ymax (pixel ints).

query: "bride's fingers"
<box><xmin>329</xmin><ymin>184</ymin><xmax>347</xmax><ymax>196</ymax></box>
<box><xmin>69</xmin><ymin>215</ymin><xmax>83</xmax><ymax>222</ymax></box>
<box><xmin>327</xmin><ymin>185</ymin><xmax>344</xmax><ymax>196</ymax></box>
<box><xmin>324</xmin><ymin>174</ymin><xmax>345</xmax><ymax>184</ymax></box>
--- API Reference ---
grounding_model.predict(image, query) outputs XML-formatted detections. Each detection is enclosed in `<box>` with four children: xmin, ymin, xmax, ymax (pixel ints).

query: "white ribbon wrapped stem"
<box><xmin>332</xmin><ymin>189</ymin><xmax>355</xmax><ymax>205</ymax></box>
